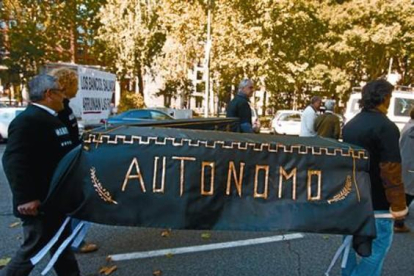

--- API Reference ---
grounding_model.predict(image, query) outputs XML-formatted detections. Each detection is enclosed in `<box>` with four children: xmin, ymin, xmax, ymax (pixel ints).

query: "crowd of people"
<box><xmin>226</xmin><ymin>78</ymin><xmax>413</xmax><ymax>276</ymax></box>
<box><xmin>0</xmin><ymin>75</ymin><xmax>413</xmax><ymax>276</ymax></box>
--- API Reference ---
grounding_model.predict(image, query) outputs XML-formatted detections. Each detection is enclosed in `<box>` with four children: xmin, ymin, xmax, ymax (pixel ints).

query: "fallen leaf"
<box><xmin>9</xmin><ymin>221</ymin><xmax>21</xmax><ymax>228</ymax></box>
<box><xmin>0</xmin><ymin>257</ymin><xmax>11</xmax><ymax>268</ymax></box>
<box><xmin>153</xmin><ymin>269</ymin><xmax>162</xmax><ymax>276</ymax></box>
<box><xmin>322</xmin><ymin>235</ymin><xmax>330</xmax><ymax>240</ymax></box>
<box><xmin>161</xmin><ymin>229</ymin><xmax>171</xmax><ymax>237</ymax></box>
<box><xmin>201</xmin><ymin>233</ymin><xmax>211</xmax><ymax>239</ymax></box>
<box><xmin>99</xmin><ymin>265</ymin><xmax>117</xmax><ymax>275</ymax></box>
<box><xmin>165</xmin><ymin>253</ymin><xmax>174</xmax><ymax>258</ymax></box>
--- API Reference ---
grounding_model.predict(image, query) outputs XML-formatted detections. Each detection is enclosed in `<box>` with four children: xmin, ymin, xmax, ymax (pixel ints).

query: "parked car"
<box><xmin>0</xmin><ymin>107</ymin><xmax>25</xmax><ymax>141</ymax></box>
<box><xmin>103</xmin><ymin>109</ymin><xmax>174</xmax><ymax>125</ymax></box>
<box><xmin>271</xmin><ymin>110</ymin><xmax>302</xmax><ymax>135</ymax></box>
<box><xmin>251</xmin><ymin>108</ymin><xmax>261</xmax><ymax>133</ymax></box>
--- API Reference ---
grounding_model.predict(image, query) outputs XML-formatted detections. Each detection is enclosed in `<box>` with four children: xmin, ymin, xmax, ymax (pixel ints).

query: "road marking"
<box><xmin>109</xmin><ymin>233</ymin><xmax>304</xmax><ymax>261</ymax></box>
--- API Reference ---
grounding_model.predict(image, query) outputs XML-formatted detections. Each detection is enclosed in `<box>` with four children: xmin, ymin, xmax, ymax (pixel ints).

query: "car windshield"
<box><xmin>394</xmin><ymin>98</ymin><xmax>414</xmax><ymax>117</ymax></box>
<box><xmin>151</xmin><ymin>111</ymin><xmax>171</xmax><ymax>120</ymax></box>
<box><xmin>124</xmin><ymin>110</ymin><xmax>151</xmax><ymax>119</ymax></box>
<box><xmin>279</xmin><ymin>113</ymin><xmax>301</xmax><ymax>122</ymax></box>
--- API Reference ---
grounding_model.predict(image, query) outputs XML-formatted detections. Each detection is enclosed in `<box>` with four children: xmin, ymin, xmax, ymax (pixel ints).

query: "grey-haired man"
<box><xmin>1</xmin><ymin>75</ymin><xmax>80</xmax><ymax>276</ymax></box>
<box><xmin>314</xmin><ymin>99</ymin><xmax>340</xmax><ymax>139</ymax></box>
<box><xmin>300</xmin><ymin>96</ymin><xmax>322</xmax><ymax>137</ymax></box>
<box><xmin>226</xmin><ymin>79</ymin><xmax>258</xmax><ymax>133</ymax></box>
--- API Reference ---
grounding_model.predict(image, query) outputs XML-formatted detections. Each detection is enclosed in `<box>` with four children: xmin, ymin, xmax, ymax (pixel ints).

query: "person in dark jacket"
<box><xmin>341</xmin><ymin>79</ymin><xmax>408</xmax><ymax>276</ymax></box>
<box><xmin>394</xmin><ymin>108</ymin><xmax>414</xmax><ymax>233</ymax></box>
<box><xmin>51</xmin><ymin>68</ymin><xmax>81</xmax><ymax>146</ymax></box>
<box><xmin>1</xmin><ymin>74</ymin><xmax>80</xmax><ymax>276</ymax></box>
<box><xmin>226</xmin><ymin>79</ymin><xmax>258</xmax><ymax>133</ymax></box>
<box><xmin>314</xmin><ymin>99</ymin><xmax>340</xmax><ymax>139</ymax></box>
<box><xmin>50</xmin><ymin>68</ymin><xmax>98</xmax><ymax>253</ymax></box>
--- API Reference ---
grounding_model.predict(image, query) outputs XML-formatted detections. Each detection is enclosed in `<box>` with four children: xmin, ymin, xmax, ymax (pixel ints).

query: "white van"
<box><xmin>344</xmin><ymin>87</ymin><xmax>414</xmax><ymax>131</ymax></box>
<box><xmin>42</xmin><ymin>63</ymin><xmax>116</xmax><ymax>128</ymax></box>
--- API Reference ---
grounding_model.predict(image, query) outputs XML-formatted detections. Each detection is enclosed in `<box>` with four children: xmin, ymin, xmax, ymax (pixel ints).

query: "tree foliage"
<box><xmin>96</xmin><ymin>0</ymin><xmax>166</xmax><ymax>95</ymax></box>
<box><xmin>0</xmin><ymin>0</ymin><xmax>106</xmax><ymax>85</ymax></box>
<box><xmin>117</xmin><ymin>91</ymin><xmax>146</xmax><ymax>113</ymax></box>
<box><xmin>0</xmin><ymin>0</ymin><xmax>412</xmax><ymax>112</ymax></box>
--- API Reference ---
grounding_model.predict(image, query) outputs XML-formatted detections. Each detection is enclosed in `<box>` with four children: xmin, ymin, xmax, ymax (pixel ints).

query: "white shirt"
<box><xmin>300</xmin><ymin>105</ymin><xmax>318</xmax><ymax>137</ymax></box>
<box><xmin>32</xmin><ymin>103</ymin><xmax>57</xmax><ymax>116</ymax></box>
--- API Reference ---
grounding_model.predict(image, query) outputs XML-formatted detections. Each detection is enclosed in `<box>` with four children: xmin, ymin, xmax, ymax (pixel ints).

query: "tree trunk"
<box><xmin>137</xmin><ymin>63</ymin><xmax>144</xmax><ymax>99</ymax></box>
<box><xmin>69</xmin><ymin>1</ymin><xmax>77</xmax><ymax>63</ymax></box>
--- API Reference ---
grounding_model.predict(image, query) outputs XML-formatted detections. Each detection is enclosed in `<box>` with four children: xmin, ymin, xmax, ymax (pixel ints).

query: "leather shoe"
<box><xmin>394</xmin><ymin>225</ymin><xmax>411</xmax><ymax>233</ymax></box>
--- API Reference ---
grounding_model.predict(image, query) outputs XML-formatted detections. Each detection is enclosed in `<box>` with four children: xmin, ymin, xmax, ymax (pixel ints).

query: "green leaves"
<box><xmin>1</xmin><ymin>0</ymin><xmax>412</xmax><ymax>106</ymax></box>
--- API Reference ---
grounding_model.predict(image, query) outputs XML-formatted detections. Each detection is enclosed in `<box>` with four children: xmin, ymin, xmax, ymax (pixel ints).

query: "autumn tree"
<box><xmin>319</xmin><ymin>0</ymin><xmax>414</xmax><ymax>88</ymax></box>
<box><xmin>96</xmin><ymin>0</ymin><xmax>166</xmax><ymax>96</ymax></box>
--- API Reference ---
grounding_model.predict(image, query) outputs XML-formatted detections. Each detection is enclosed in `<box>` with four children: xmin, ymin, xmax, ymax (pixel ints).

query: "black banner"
<box><xmin>44</xmin><ymin>124</ymin><xmax>375</xmax><ymax>246</ymax></box>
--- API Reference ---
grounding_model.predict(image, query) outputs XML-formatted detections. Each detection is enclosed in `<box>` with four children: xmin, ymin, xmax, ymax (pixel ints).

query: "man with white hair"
<box><xmin>300</xmin><ymin>96</ymin><xmax>321</xmax><ymax>137</ymax></box>
<box><xmin>226</xmin><ymin>79</ymin><xmax>257</xmax><ymax>133</ymax></box>
<box><xmin>314</xmin><ymin>99</ymin><xmax>340</xmax><ymax>139</ymax></box>
<box><xmin>1</xmin><ymin>74</ymin><xmax>80</xmax><ymax>276</ymax></box>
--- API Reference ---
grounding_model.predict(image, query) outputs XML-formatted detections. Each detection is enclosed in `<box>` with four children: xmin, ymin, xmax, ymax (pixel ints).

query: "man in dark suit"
<box><xmin>1</xmin><ymin>74</ymin><xmax>80</xmax><ymax>276</ymax></box>
<box><xmin>226</xmin><ymin>79</ymin><xmax>259</xmax><ymax>133</ymax></box>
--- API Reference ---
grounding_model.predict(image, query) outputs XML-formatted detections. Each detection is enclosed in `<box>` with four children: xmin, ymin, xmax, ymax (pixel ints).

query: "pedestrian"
<box><xmin>314</xmin><ymin>99</ymin><xmax>340</xmax><ymax>139</ymax></box>
<box><xmin>50</xmin><ymin>68</ymin><xmax>81</xmax><ymax>145</ymax></box>
<box><xmin>342</xmin><ymin>79</ymin><xmax>408</xmax><ymax>276</ymax></box>
<box><xmin>1</xmin><ymin>74</ymin><xmax>80</xmax><ymax>276</ymax></box>
<box><xmin>50</xmin><ymin>68</ymin><xmax>98</xmax><ymax>253</ymax></box>
<box><xmin>394</xmin><ymin>107</ymin><xmax>414</xmax><ymax>233</ymax></box>
<box><xmin>299</xmin><ymin>96</ymin><xmax>321</xmax><ymax>137</ymax></box>
<box><xmin>226</xmin><ymin>79</ymin><xmax>259</xmax><ymax>133</ymax></box>
<box><xmin>400</xmin><ymin>107</ymin><xmax>414</xmax><ymax>135</ymax></box>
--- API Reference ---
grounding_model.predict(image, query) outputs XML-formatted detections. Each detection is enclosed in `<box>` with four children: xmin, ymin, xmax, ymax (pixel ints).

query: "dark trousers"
<box><xmin>0</xmin><ymin>215</ymin><xmax>80</xmax><ymax>276</ymax></box>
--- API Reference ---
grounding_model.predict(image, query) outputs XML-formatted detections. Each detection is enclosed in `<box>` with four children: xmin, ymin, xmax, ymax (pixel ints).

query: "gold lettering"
<box><xmin>254</xmin><ymin>165</ymin><xmax>269</xmax><ymax>199</ymax></box>
<box><xmin>152</xmin><ymin>156</ymin><xmax>166</xmax><ymax>193</ymax></box>
<box><xmin>172</xmin><ymin>156</ymin><xmax>196</xmax><ymax>196</ymax></box>
<box><xmin>278</xmin><ymin>167</ymin><xmax>297</xmax><ymax>200</ymax></box>
<box><xmin>122</xmin><ymin>158</ymin><xmax>146</xmax><ymax>192</ymax></box>
<box><xmin>201</xmin><ymin>161</ymin><xmax>215</xmax><ymax>196</ymax></box>
<box><xmin>307</xmin><ymin>170</ymin><xmax>322</xmax><ymax>201</ymax></box>
<box><xmin>226</xmin><ymin>161</ymin><xmax>245</xmax><ymax>197</ymax></box>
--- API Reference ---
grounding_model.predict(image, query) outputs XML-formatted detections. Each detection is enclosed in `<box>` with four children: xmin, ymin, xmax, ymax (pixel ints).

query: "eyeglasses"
<box><xmin>50</xmin><ymin>88</ymin><xmax>64</xmax><ymax>93</ymax></box>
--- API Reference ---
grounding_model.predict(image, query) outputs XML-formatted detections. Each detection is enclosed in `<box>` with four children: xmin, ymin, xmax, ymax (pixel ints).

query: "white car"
<box><xmin>0</xmin><ymin>107</ymin><xmax>25</xmax><ymax>141</ymax></box>
<box><xmin>271</xmin><ymin>110</ymin><xmax>302</xmax><ymax>135</ymax></box>
<box><xmin>251</xmin><ymin>108</ymin><xmax>261</xmax><ymax>133</ymax></box>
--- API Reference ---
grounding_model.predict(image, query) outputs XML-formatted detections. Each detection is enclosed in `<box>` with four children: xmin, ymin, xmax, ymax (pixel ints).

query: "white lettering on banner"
<box><xmin>83</xmin><ymin>97</ymin><xmax>111</xmax><ymax>113</ymax></box>
<box><xmin>80</xmin><ymin>76</ymin><xmax>115</xmax><ymax>92</ymax></box>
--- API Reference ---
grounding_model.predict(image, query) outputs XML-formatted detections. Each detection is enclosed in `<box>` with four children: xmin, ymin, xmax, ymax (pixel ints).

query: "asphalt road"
<box><xmin>0</xmin><ymin>143</ymin><xmax>413</xmax><ymax>276</ymax></box>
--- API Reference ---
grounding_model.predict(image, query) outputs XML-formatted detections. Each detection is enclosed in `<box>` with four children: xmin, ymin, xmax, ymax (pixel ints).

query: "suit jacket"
<box><xmin>226</xmin><ymin>93</ymin><xmax>253</xmax><ymax>133</ymax></box>
<box><xmin>58</xmin><ymin>98</ymin><xmax>81</xmax><ymax>146</ymax></box>
<box><xmin>314</xmin><ymin>112</ymin><xmax>340</xmax><ymax>139</ymax></box>
<box><xmin>2</xmin><ymin>104</ymin><xmax>74</xmax><ymax>217</ymax></box>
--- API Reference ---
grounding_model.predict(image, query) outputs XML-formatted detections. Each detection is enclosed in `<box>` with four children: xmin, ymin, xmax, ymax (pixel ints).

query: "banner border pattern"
<box><xmin>84</xmin><ymin>134</ymin><xmax>369</xmax><ymax>160</ymax></box>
